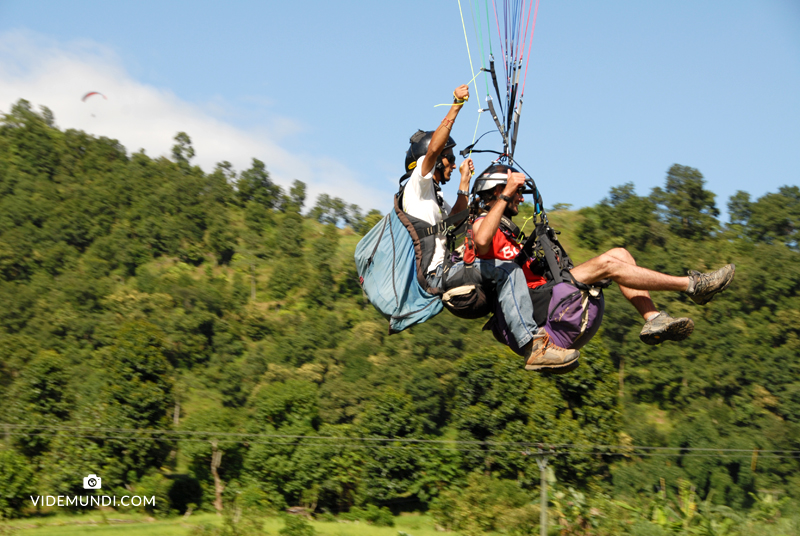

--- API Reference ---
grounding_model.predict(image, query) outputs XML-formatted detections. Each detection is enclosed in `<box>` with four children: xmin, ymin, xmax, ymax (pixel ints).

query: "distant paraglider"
<box><xmin>82</xmin><ymin>92</ymin><xmax>107</xmax><ymax>118</ymax></box>
<box><xmin>82</xmin><ymin>91</ymin><xmax>107</xmax><ymax>102</ymax></box>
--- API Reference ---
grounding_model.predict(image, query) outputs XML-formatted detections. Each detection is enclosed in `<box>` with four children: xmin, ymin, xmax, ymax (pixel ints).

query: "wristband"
<box><xmin>498</xmin><ymin>194</ymin><xmax>513</xmax><ymax>203</ymax></box>
<box><xmin>457</xmin><ymin>189</ymin><xmax>469</xmax><ymax>197</ymax></box>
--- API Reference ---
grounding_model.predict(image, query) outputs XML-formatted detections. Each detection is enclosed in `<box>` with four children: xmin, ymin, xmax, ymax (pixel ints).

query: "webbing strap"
<box><xmin>507</xmin><ymin>63</ymin><xmax>520</xmax><ymax>131</ymax></box>
<box><xmin>510</xmin><ymin>98</ymin><xmax>523</xmax><ymax>157</ymax></box>
<box><xmin>420</xmin><ymin>208</ymin><xmax>470</xmax><ymax>237</ymax></box>
<box><xmin>537</xmin><ymin>227</ymin><xmax>564</xmax><ymax>284</ymax></box>
<box><xmin>486</xmin><ymin>96</ymin><xmax>508</xmax><ymax>152</ymax></box>
<box><xmin>489</xmin><ymin>57</ymin><xmax>504</xmax><ymax>112</ymax></box>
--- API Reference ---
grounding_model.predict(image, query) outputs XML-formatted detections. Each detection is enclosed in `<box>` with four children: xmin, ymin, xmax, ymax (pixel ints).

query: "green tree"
<box><xmin>357</xmin><ymin>209</ymin><xmax>383</xmax><ymax>235</ymax></box>
<box><xmin>180</xmin><ymin>406</ymin><xmax>246</xmax><ymax>512</ymax></box>
<box><xmin>3</xmin><ymin>350</ymin><xmax>72</xmax><ymax>457</ymax></box>
<box><xmin>306</xmin><ymin>224</ymin><xmax>339</xmax><ymax>307</ymax></box>
<box><xmin>727</xmin><ymin>190</ymin><xmax>752</xmax><ymax>227</ymax></box>
<box><xmin>268</xmin><ymin>212</ymin><xmax>306</xmax><ymax>299</ymax></box>
<box><xmin>30</xmin><ymin>321</ymin><xmax>176</xmax><ymax>495</ymax></box>
<box><xmin>0</xmin><ymin>449</ymin><xmax>35</xmax><ymax>518</ymax></box>
<box><xmin>172</xmin><ymin>131</ymin><xmax>195</xmax><ymax>166</ymax></box>
<box><xmin>431</xmin><ymin>473</ymin><xmax>535</xmax><ymax>536</ymax></box>
<box><xmin>743</xmin><ymin>186</ymin><xmax>800</xmax><ymax>249</ymax></box>
<box><xmin>282</xmin><ymin>180</ymin><xmax>306</xmax><ymax>213</ymax></box>
<box><xmin>578</xmin><ymin>183</ymin><xmax>662</xmax><ymax>250</ymax></box>
<box><xmin>308</xmin><ymin>194</ymin><xmax>348</xmax><ymax>226</ymax></box>
<box><xmin>453</xmin><ymin>346</ymin><xmax>619</xmax><ymax>483</ymax></box>
<box><xmin>650</xmin><ymin>164</ymin><xmax>719</xmax><ymax>239</ymax></box>
<box><xmin>237</xmin><ymin>159</ymin><xmax>281</xmax><ymax>210</ymax></box>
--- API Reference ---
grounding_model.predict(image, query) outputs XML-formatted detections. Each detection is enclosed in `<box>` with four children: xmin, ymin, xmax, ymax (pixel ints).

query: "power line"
<box><xmin>3</xmin><ymin>424</ymin><xmax>795</xmax><ymax>460</ymax></box>
<box><xmin>6</xmin><ymin>432</ymin><xmax>794</xmax><ymax>460</ymax></box>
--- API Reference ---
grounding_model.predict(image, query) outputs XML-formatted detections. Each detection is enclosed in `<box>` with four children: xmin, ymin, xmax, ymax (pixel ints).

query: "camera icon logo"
<box><xmin>83</xmin><ymin>474</ymin><xmax>102</xmax><ymax>489</ymax></box>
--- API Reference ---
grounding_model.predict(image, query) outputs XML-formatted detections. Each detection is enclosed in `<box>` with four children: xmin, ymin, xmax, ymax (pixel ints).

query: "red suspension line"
<box><xmin>519</xmin><ymin>0</ymin><xmax>539</xmax><ymax>98</ymax></box>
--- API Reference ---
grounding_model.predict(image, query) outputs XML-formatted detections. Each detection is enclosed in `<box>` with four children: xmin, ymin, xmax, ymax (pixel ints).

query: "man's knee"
<box><xmin>587</xmin><ymin>249</ymin><xmax>630</xmax><ymax>279</ymax></box>
<box><xmin>606</xmin><ymin>247</ymin><xmax>636</xmax><ymax>264</ymax></box>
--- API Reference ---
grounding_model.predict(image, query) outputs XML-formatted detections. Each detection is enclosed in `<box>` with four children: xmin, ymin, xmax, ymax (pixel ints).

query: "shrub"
<box><xmin>430</xmin><ymin>473</ymin><xmax>534</xmax><ymax>536</ymax></box>
<box><xmin>0</xmin><ymin>450</ymin><xmax>35</xmax><ymax>519</ymax></box>
<box><xmin>279</xmin><ymin>514</ymin><xmax>315</xmax><ymax>536</ymax></box>
<box><xmin>340</xmin><ymin>504</ymin><xmax>394</xmax><ymax>527</ymax></box>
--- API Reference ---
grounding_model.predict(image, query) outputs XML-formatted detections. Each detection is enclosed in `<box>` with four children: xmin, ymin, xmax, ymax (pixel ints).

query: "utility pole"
<box><xmin>250</xmin><ymin>263</ymin><xmax>257</xmax><ymax>301</ymax></box>
<box><xmin>537</xmin><ymin>453</ymin><xmax>548</xmax><ymax>536</ymax></box>
<box><xmin>211</xmin><ymin>440</ymin><xmax>224</xmax><ymax>515</ymax></box>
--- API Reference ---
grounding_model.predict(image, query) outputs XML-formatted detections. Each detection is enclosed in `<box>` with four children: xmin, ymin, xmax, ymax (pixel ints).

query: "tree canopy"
<box><xmin>1</xmin><ymin>100</ymin><xmax>799</xmax><ymax>524</ymax></box>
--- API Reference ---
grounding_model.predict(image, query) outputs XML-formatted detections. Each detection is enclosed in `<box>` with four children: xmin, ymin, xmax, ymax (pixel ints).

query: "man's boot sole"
<box><xmin>640</xmin><ymin>317</ymin><xmax>695</xmax><ymax>345</ymax></box>
<box><xmin>525</xmin><ymin>356</ymin><xmax>580</xmax><ymax>374</ymax></box>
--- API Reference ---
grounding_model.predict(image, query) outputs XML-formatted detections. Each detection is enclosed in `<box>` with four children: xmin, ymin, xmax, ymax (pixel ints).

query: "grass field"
<box><xmin>2</xmin><ymin>512</ymin><xmax>443</xmax><ymax>536</ymax></box>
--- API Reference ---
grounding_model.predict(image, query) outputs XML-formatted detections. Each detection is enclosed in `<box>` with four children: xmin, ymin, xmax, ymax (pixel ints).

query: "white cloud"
<box><xmin>0</xmin><ymin>29</ymin><xmax>385</xmax><ymax>213</ymax></box>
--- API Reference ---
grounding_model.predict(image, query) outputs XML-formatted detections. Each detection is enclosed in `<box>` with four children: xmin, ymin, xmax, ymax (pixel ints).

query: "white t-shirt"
<box><xmin>402</xmin><ymin>156</ymin><xmax>452</xmax><ymax>273</ymax></box>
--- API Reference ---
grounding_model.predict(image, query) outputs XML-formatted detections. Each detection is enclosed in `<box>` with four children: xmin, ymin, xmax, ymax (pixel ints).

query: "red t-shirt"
<box><xmin>476</xmin><ymin>217</ymin><xmax>546</xmax><ymax>289</ymax></box>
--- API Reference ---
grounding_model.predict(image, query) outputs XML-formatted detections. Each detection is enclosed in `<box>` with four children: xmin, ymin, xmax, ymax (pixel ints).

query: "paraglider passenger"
<box><xmin>471</xmin><ymin>165</ymin><xmax>735</xmax><ymax>353</ymax></box>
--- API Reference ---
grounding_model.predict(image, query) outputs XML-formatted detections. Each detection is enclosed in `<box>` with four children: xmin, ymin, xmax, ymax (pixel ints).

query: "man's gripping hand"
<box><xmin>459</xmin><ymin>158</ymin><xmax>475</xmax><ymax>182</ymax></box>
<box><xmin>503</xmin><ymin>170</ymin><xmax>526</xmax><ymax>197</ymax></box>
<box><xmin>453</xmin><ymin>85</ymin><xmax>469</xmax><ymax>103</ymax></box>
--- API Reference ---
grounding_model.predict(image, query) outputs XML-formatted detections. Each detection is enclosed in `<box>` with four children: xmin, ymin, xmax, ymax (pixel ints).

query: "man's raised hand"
<box><xmin>459</xmin><ymin>158</ymin><xmax>475</xmax><ymax>179</ymax></box>
<box><xmin>504</xmin><ymin>170</ymin><xmax>526</xmax><ymax>196</ymax></box>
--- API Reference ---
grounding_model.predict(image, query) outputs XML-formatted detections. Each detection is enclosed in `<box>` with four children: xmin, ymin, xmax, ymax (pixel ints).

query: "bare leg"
<box><xmin>570</xmin><ymin>248</ymin><xmax>690</xmax><ymax>320</ymax></box>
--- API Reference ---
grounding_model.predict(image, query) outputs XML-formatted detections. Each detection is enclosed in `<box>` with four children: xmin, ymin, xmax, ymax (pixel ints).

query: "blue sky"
<box><xmin>0</xmin><ymin>1</ymin><xmax>798</xmax><ymax>219</ymax></box>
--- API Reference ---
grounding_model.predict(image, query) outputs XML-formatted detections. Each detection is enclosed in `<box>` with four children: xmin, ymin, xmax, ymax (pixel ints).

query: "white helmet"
<box><xmin>472</xmin><ymin>163</ymin><xmax>519</xmax><ymax>195</ymax></box>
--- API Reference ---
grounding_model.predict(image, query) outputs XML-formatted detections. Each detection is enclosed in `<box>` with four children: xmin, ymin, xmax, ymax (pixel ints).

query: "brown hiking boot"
<box><xmin>523</xmin><ymin>329</ymin><xmax>580</xmax><ymax>374</ymax></box>
<box><xmin>639</xmin><ymin>311</ymin><xmax>694</xmax><ymax>345</ymax></box>
<box><xmin>686</xmin><ymin>264</ymin><xmax>735</xmax><ymax>305</ymax></box>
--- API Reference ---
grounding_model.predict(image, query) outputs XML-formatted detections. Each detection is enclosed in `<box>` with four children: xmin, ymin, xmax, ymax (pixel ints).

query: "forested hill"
<box><xmin>1</xmin><ymin>99</ymin><xmax>799</xmax><ymax>521</ymax></box>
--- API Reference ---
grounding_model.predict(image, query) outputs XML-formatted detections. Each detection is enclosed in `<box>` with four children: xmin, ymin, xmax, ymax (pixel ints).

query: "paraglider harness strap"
<box><xmin>420</xmin><ymin>208</ymin><xmax>470</xmax><ymax>238</ymax></box>
<box><xmin>473</xmin><ymin>212</ymin><xmax>524</xmax><ymax>248</ymax></box>
<box><xmin>515</xmin><ymin>221</ymin><xmax>612</xmax><ymax>291</ymax></box>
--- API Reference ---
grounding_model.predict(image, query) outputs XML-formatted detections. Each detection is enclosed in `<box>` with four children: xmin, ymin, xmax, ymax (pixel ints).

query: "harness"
<box><xmin>395</xmin><ymin>184</ymin><xmax>469</xmax><ymax>296</ymax></box>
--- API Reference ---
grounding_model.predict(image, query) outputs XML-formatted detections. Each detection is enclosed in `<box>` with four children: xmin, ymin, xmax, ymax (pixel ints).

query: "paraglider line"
<box><xmin>468</xmin><ymin>0</ymin><xmax>490</xmax><ymax>95</ymax></box>
<box><xmin>491</xmin><ymin>0</ymin><xmax>505</xmax><ymax>67</ymax></box>
<box><xmin>520</xmin><ymin>0</ymin><xmax>539</xmax><ymax>98</ymax></box>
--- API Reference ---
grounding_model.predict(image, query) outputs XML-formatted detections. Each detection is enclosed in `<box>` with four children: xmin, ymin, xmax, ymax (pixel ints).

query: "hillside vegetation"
<box><xmin>1</xmin><ymin>100</ymin><xmax>799</xmax><ymax>534</ymax></box>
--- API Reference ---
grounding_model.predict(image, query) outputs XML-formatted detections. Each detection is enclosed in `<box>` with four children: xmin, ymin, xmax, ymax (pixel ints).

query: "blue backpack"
<box><xmin>354</xmin><ymin>192</ymin><xmax>467</xmax><ymax>333</ymax></box>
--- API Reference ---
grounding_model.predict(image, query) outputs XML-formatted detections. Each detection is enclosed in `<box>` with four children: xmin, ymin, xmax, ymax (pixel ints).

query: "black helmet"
<box><xmin>404</xmin><ymin>129</ymin><xmax>457</xmax><ymax>174</ymax></box>
<box><xmin>472</xmin><ymin>163</ymin><xmax>520</xmax><ymax>195</ymax></box>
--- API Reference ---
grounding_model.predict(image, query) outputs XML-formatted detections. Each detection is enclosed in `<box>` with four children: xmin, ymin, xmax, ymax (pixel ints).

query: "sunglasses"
<box><xmin>441</xmin><ymin>153</ymin><xmax>456</xmax><ymax>163</ymax></box>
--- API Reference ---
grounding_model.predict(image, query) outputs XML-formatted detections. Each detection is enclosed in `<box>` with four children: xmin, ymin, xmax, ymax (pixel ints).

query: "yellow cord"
<box><xmin>458</xmin><ymin>0</ymin><xmax>480</xmax><ymax>98</ymax></box>
<box><xmin>433</xmin><ymin>72</ymin><xmax>482</xmax><ymax>107</ymax></box>
<box><xmin>458</xmin><ymin>0</ymin><xmax>483</xmax><ymax>161</ymax></box>
<box><xmin>519</xmin><ymin>215</ymin><xmax>534</xmax><ymax>236</ymax></box>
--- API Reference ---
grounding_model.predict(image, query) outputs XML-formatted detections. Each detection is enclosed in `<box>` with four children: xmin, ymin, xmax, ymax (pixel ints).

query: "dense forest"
<box><xmin>1</xmin><ymin>99</ymin><xmax>799</xmax><ymax>534</ymax></box>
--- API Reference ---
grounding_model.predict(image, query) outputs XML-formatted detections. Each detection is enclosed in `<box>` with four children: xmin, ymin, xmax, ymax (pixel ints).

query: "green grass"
<box><xmin>4</xmin><ymin>510</ymin><xmax>201</xmax><ymax>536</ymax></box>
<box><xmin>4</xmin><ymin>512</ymin><xmax>442</xmax><ymax>536</ymax></box>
